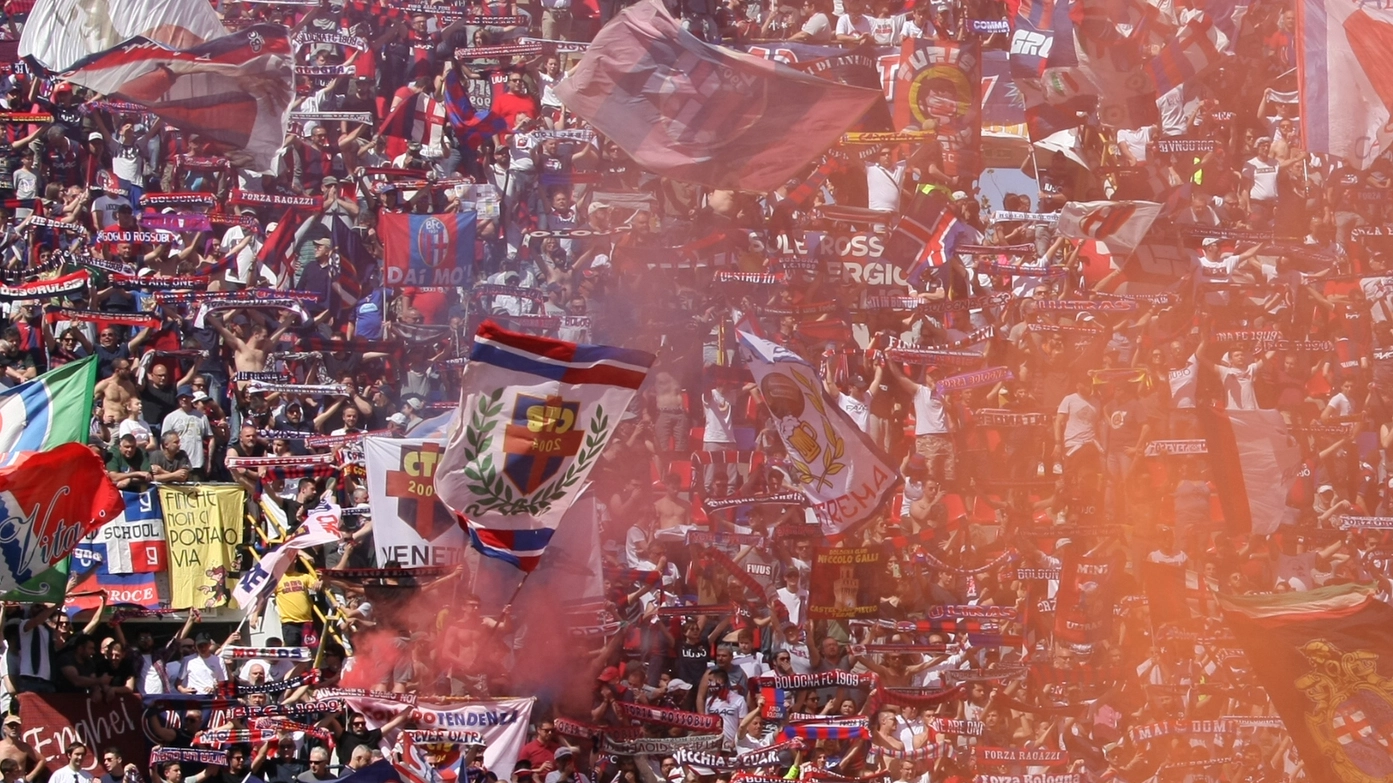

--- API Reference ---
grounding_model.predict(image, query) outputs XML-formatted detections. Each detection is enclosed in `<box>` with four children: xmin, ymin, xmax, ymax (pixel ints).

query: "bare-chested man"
<box><xmin>0</xmin><ymin>714</ymin><xmax>44</xmax><ymax>783</ymax></box>
<box><xmin>208</xmin><ymin>311</ymin><xmax>291</xmax><ymax>381</ymax></box>
<box><xmin>651</xmin><ymin>371</ymin><xmax>688</xmax><ymax>457</ymax></box>
<box><xmin>94</xmin><ymin>358</ymin><xmax>138</xmax><ymax>422</ymax></box>
<box><xmin>654</xmin><ymin>473</ymin><xmax>690</xmax><ymax>531</ymax></box>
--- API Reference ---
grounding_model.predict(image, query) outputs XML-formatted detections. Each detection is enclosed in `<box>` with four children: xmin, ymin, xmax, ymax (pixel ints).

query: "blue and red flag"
<box><xmin>436</xmin><ymin>322</ymin><xmax>655</xmax><ymax>571</ymax></box>
<box><xmin>444</xmin><ymin>69</ymin><xmax>509</xmax><ymax>150</ymax></box>
<box><xmin>378</xmin><ymin>212</ymin><xmax>477</xmax><ymax>288</ymax></box>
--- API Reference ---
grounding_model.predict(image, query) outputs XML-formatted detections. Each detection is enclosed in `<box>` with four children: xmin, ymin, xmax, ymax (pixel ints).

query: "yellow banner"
<box><xmin>159</xmin><ymin>485</ymin><xmax>245</xmax><ymax>609</ymax></box>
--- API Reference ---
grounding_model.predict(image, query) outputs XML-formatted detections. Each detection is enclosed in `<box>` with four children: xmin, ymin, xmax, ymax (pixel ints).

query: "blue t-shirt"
<box><xmin>355</xmin><ymin>289</ymin><xmax>385</xmax><ymax>340</ymax></box>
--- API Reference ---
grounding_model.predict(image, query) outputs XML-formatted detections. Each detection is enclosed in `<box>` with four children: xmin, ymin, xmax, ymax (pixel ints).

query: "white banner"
<box><xmin>346</xmin><ymin>696</ymin><xmax>533</xmax><ymax>779</ymax></box>
<box><xmin>366</xmin><ymin>436</ymin><xmax>468</xmax><ymax>567</ymax></box>
<box><xmin>737</xmin><ymin>331</ymin><xmax>899</xmax><ymax>539</ymax></box>
<box><xmin>19</xmin><ymin>0</ymin><xmax>229</xmax><ymax>72</ymax></box>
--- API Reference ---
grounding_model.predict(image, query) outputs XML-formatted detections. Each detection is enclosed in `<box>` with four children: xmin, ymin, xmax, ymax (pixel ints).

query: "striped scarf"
<box><xmin>230</xmin><ymin>699</ymin><xmax>344</xmax><ymax>718</ymax></box>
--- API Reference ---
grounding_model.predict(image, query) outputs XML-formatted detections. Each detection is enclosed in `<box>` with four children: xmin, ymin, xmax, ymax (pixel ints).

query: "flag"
<box><xmin>19</xmin><ymin>0</ymin><xmax>228</xmax><ymax>72</ymax></box>
<box><xmin>61</xmin><ymin>25</ymin><xmax>293</xmax><ymax>171</ymax></box>
<box><xmin>0</xmin><ymin>442</ymin><xmax>123</xmax><ymax>593</ymax></box>
<box><xmin>894</xmin><ymin>38</ymin><xmax>981</xmax><ymax>176</ymax></box>
<box><xmin>1299</xmin><ymin>0</ymin><xmax>1393</xmax><ymax>168</ymax></box>
<box><xmin>1073</xmin><ymin>0</ymin><xmax>1159</xmax><ymax>129</ymax></box>
<box><xmin>443</xmin><ymin>69</ymin><xmax>508</xmax><ymax>150</ymax></box>
<box><xmin>378</xmin><ymin>212</ymin><xmax>476</xmax><ymax>288</ymax></box>
<box><xmin>233</xmin><ymin>504</ymin><xmax>341</xmax><ymax>609</ymax></box>
<box><xmin>435</xmin><ymin>322</ymin><xmax>655</xmax><ymax>571</ymax></box>
<box><xmin>257</xmin><ymin>207</ymin><xmax>306</xmax><ymax>280</ymax></box>
<box><xmin>1057</xmin><ymin>200</ymin><xmax>1163</xmax><ymax>254</ymax></box>
<box><xmin>884</xmin><ymin>191</ymin><xmax>981</xmax><ymax>284</ymax></box>
<box><xmin>1198</xmin><ymin>407</ymin><xmax>1302</xmax><ymax>536</ymax></box>
<box><xmin>392</xmin><ymin>731</ymin><xmax>442</xmax><ymax>783</ymax></box>
<box><xmin>337</xmin><ymin>761</ymin><xmax>403</xmax><ymax>783</ymax></box>
<box><xmin>1</xmin><ymin>560</ymin><xmax>69</xmax><ymax>604</ymax></box>
<box><xmin>553</xmin><ymin>0</ymin><xmax>884</xmax><ymax>192</ymax></box>
<box><xmin>1054</xmin><ymin>555</ymin><xmax>1116</xmax><ymax>645</ymax></box>
<box><xmin>1008</xmin><ymin>0</ymin><xmax>1097</xmax><ymax>139</ymax></box>
<box><xmin>366</xmin><ymin>436</ymin><xmax>468</xmax><ymax>568</ymax></box>
<box><xmin>0</xmin><ymin>355</ymin><xmax>97</xmax><ymax>466</ymax></box>
<box><xmin>379</xmin><ymin>90</ymin><xmax>447</xmax><ymax>159</ymax></box>
<box><xmin>1148</xmin><ymin>16</ymin><xmax>1223</xmax><ymax>96</ymax></box>
<box><xmin>1220</xmin><ymin>583</ymin><xmax>1393</xmax><ymax>782</ymax></box>
<box><xmin>69</xmin><ymin>530</ymin><xmax>161</xmax><ymax>611</ymax></box>
<box><xmin>87</xmin><ymin>489</ymin><xmax>167</xmax><ymax>573</ymax></box>
<box><xmin>737</xmin><ymin>331</ymin><xmax>899</xmax><ymax>540</ymax></box>
<box><xmin>792</xmin><ymin>44</ymin><xmax>894</xmax><ymax>132</ymax></box>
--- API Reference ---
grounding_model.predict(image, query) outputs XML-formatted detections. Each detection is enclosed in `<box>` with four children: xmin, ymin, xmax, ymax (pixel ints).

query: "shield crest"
<box><xmin>1332</xmin><ymin>690</ymin><xmax>1393</xmax><ymax>778</ymax></box>
<box><xmin>502</xmin><ymin>394</ymin><xmax>584</xmax><ymax>495</ymax></box>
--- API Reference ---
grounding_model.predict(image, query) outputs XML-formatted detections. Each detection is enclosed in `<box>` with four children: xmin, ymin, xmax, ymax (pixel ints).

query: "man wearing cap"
<box><xmin>177</xmin><ymin>631</ymin><xmax>234</xmax><ymax>694</ymax></box>
<box><xmin>1197</xmin><ymin>235</ymin><xmax>1265</xmax><ymax>285</ymax></box>
<box><xmin>0</xmin><ymin>714</ymin><xmax>42</xmax><ymax>783</ymax></box>
<box><xmin>542</xmin><ymin>747</ymin><xmax>586</xmax><ymax>783</ymax></box>
<box><xmin>296</xmin><ymin>237</ymin><xmax>356</xmax><ymax>316</ymax></box>
<box><xmin>160</xmin><ymin>391</ymin><xmax>213</xmax><ymax>479</ymax></box>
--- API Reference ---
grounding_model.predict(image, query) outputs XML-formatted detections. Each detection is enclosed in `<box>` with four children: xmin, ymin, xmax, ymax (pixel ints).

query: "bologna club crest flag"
<box><xmin>435</xmin><ymin>322</ymin><xmax>654</xmax><ymax>571</ymax></box>
<box><xmin>378</xmin><ymin>212</ymin><xmax>476</xmax><ymax>287</ymax></box>
<box><xmin>1220</xmin><ymin>583</ymin><xmax>1393</xmax><ymax>781</ymax></box>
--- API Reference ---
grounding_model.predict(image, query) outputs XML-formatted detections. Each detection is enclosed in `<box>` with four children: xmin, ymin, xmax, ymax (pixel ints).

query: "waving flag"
<box><xmin>233</xmin><ymin>504</ymin><xmax>341</xmax><ymax>609</ymax></box>
<box><xmin>379</xmin><ymin>90</ymin><xmax>447</xmax><ymax>158</ymax></box>
<box><xmin>553</xmin><ymin>0</ymin><xmax>883</xmax><ymax>192</ymax></box>
<box><xmin>60</xmin><ymin>25</ymin><xmax>293</xmax><ymax>170</ymax></box>
<box><xmin>1057</xmin><ymin>200</ymin><xmax>1162</xmax><ymax>254</ymax></box>
<box><xmin>19</xmin><ymin>0</ymin><xmax>228</xmax><ymax>72</ymax></box>
<box><xmin>1300</xmin><ymin>0</ymin><xmax>1393</xmax><ymax>168</ymax></box>
<box><xmin>1008</xmin><ymin>0</ymin><xmax>1097</xmax><ymax>139</ymax></box>
<box><xmin>1221</xmin><ymin>584</ymin><xmax>1393</xmax><ymax>783</ymax></box>
<box><xmin>444</xmin><ymin>69</ymin><xmax>509</xmax><ymax>149</ymax></box>
<box><xmin>895</xmin><ymin>39</ymin><xmax>981</xmax><ymax>176</ymax></box>
<box><xmin>1148</xmin><ymin>16</ymin><xmax>1223</xmax><ymax>96</ymax></box>
<box><xmin>1199</xmin><ymin>408</ymin><xmax>1302</xmax><ymax>536</ymax></box>
<box><xmin>84</xmin><ymin>488</ymin><xmax>166</xmax><ymax>573</ymax></box>
<box><xmin>738</xmin><ymin>331</ymin><xmax>899</xmax><ymax>540</ymax></box>
<box><xmin>0</xmin><ymin>442</ymin><xmax>123</xmax><ymax>593</ymax></box>
<box><xmin>435</xmin><ymin>322</ymin><xmax>654</xmax><ymax>571</ymax></box>
<box><xmin>0</xmin><ymin>355</ymin><xmax>97</xmax><ymax>467</ymax></box>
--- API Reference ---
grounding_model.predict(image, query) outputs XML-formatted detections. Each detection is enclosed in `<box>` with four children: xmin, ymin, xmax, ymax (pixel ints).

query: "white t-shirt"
<box><xmin>107</xmin><ymin>139</ymin><xmax>145</xmax><ymax>184</ymax></box>
<box><xmin>835</xmin><ymin>13</ymin><xmax>875</xmax><ymax>37</ymax></box>
<box><xmin>180</xmin><ymin>653</ymin><xmax>229</xmax><ymax>694</ymax></box>
<box><xmin>800</xmin><ymin>12</ymin><xmax>833</xmax><ymax>40</ymax></box>
<box><xmin>1326</xmin><ymin>392</ymin><xmax>1355</xmax><ymax>419</ymax></box>
<box><xmin>1116</xmin><ymin>126</ymin><xmax>1152</xmax><ymax>163</ymax></box>
<box><xmin>1057</xmin><ymin>393</ymin><xmax>1102</xmax><ymax>456</ymax></box>
<box><xmin>1244</xmin><ymin>155</ymin><xmax>1280</xmax><ymax>202</ymax></box>
<box><xmin>866</xmin><ymin>161</ymin><xmax>906</xmax><ymax>212</ymax></box>
<box><xmin>220</xmin><ymin>225</ymin><xmax>263</xmax><ymax>286</ymax></box>
<box><xmin>838</xmin><ymin>393</ymin><xmax>871</xmax><ymax>433</ymax></box>
<box><xmin>1169</xmin><ymin>356</ymin><xmax>1197</xmax><ymax>409</ymax></box>
<box><xmin>117</xmin><ymin>418</ymin><xmax>153</xmax><ymax>448</ymax></box>
<box><xmin>705</xmin><ymin>691</ymin><xmax>748</xmax><ymax>747</ymax></box>
<box><xmin>703</xmin><ymin>389</ymin><xmax>737</xmax><ymax>444</ymax></box>
<box><xmin>913</xmin><ymin>385</ymin><xmax>952</xmax><ymax>436</ymax></box>
<box><xmin>1216</xmin><ymin>362</ymin><xmax>1259</xmax><ymax>410</ymax></box>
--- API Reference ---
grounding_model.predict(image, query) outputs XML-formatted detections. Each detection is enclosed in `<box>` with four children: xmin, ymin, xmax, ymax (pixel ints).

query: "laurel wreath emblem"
<box><xmin>788</xmin><ymin>370</ymin><xmax>846</xmax><ymax>492</ymax></box>
<box><xmin>458</xmin><ymin>388</ymin><xmax>609</xmax><ymax>517</ymax></box>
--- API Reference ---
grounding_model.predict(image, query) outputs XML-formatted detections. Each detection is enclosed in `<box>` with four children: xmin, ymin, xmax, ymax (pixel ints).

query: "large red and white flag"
<box><xmin>553</xmin><ymin>0</ymin><xmax>883</xmax><ymax>192</ymax></box>
<box><xmin>232</xmin><ymin>504</ymin><xmax>341</xmax><ymax>610</ymax></box>
<box><xmin>1299</xmin><ymin>0</ymin><xmax>1393</xmax><ymax>167</ymax></box>
<box><xmin>61</xmin><ymin>25</ymin><xmax>293</xmax><ymax>171</ymax></box>
<box><xmin>1057</xmin><ymin>200</ymin><xmax>1162</xmax><ymax>254</ymax></box>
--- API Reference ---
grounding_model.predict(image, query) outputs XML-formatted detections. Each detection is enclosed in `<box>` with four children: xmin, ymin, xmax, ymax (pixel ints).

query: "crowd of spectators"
<box><xmin>0</xmin><ymin>0</ymin><xmax>1363</xmax><ymax>780</ymax></box>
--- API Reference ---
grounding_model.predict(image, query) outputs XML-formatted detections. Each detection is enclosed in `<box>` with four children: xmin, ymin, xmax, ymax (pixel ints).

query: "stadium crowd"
<box><xmin>0</xmin><ymin>0</ymin><xmax>1369</xmax><ymax>780</ymax></box>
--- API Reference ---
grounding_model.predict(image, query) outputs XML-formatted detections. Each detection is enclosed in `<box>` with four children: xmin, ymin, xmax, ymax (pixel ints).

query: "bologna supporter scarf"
<box><xmin>781</xmin><ymin>722</ymin><xmax>868</xmax><ymax>741</ymax></box>
<box><xmin>150</xmin><ymin>748</ymin><xmax>229</xmax><ymax>765</ymax></box>
<box><xmin>601</xmin><ymin>734</ymin><xmax>722</xmax><ymax>755</ymax></box>
<box><xmin>674</xmin><ymin>740</ymin><xmax>803</xmax><ymax>771</ymax></box>
<box><xmin>614</xmin><ymin>702</ymin><xmax>722</xmax><ymax>732</ymax></box>
<box><xmin>217</xmin><ymin>668</ymin><xmax>321</xmax><ymax>697</ymax></box>
<box><xmin>973</xmin><ymin>747</ymin><xmax>1068</xmax><ymax>765</ymax></box>
<box><xmin>553</xmin><ymin>717</ymin><xmax>642</xmax><ymax>740</ymax></box>
<box><xmin>230</xmin><ymin>700</ymin><xmax>343</xmax><ymax>718</ymax></box>
<box><xmin>0</xmin><ymin>270</ymin><xmax>87</xmax><ymax>300</ymax></box>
